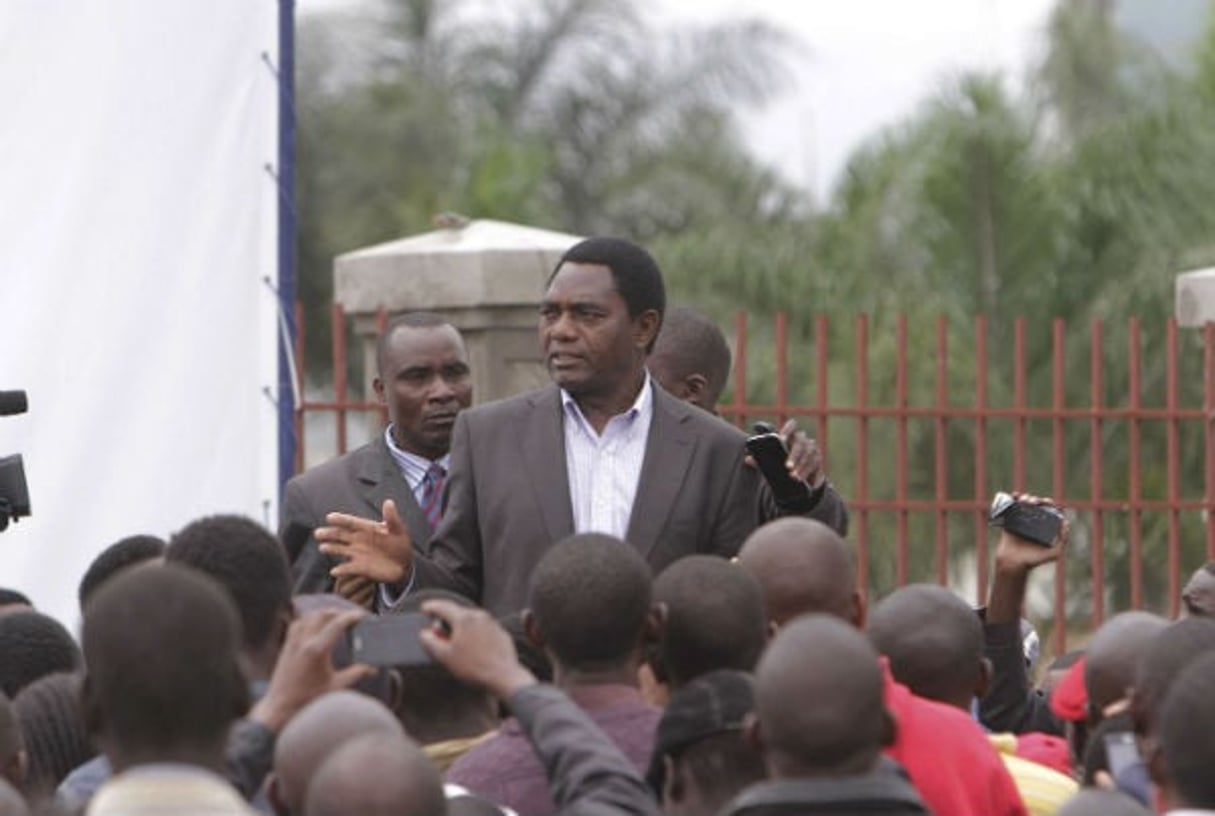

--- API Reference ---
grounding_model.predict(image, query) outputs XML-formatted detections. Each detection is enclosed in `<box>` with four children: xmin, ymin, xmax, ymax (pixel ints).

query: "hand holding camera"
<box><xmin>990</xmin><ymin>492</ymin><xmax>1068</xmax><ymax>574</ymax></box>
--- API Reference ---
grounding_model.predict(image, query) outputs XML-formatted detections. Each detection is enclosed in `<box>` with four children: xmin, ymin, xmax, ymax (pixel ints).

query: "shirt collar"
<box><xmin>384</xmin><ymin>426</ymin><xmax>450</xmax><ymax>490</ymax></box>
<box><xmin>560</xmin><ymin>372</ymin><xmax>653</xmax><ymax>431</ymax></box>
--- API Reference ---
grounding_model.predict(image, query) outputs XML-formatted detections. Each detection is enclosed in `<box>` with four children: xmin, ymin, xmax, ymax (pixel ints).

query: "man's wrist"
<box><xmin>488</xmin><ymin>666</ymin><xmax>539</xmax><ymax>702</ymax></box>
<box><xmin>247</xmin><ymin>696</ymin><xmax>293</xmax><ymax>734</ymax></box>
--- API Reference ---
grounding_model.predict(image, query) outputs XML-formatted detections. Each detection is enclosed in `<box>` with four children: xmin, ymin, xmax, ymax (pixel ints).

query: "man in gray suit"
<box><xmin>316</xmin><ymin>238</ymin><xmax>831</xmax><ymax>617</ymax></box>
<box><xmin>280</xmin><ymin>312</ymin><xmax>472</xmax><ymax>602</ymax></box>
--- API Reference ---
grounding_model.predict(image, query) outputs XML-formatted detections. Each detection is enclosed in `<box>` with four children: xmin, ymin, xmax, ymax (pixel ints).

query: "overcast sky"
<box><xmin>298</xmin><ymin>0</ymin><xmax>1058</xmax><ymax>201</ymax></box>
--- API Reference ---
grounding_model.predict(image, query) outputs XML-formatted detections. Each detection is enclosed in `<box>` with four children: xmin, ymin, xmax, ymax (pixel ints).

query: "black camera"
<box><xmin>0</xmin><ymin>390</ymin><xmax>31</xmax><ymax>532</ymax></box>
<box><xmin>988</xmin><ymin>492</ymin><xmax>1063</xmax><ymax>547</ymax></box>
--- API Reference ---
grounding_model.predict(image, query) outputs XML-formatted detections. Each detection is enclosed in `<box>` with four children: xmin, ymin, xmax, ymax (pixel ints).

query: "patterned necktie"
<box><xmin>420</xmin><ymin>462</ymin><xmax>447</xmax><ymax>530</ymax></box>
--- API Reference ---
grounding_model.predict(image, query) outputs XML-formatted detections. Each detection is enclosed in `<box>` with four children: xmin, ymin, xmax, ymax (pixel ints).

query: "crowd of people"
<box><xmin>2</xmin><ymin>237</ymin><xmax>1214</xmax><ymax>816</ymax></box>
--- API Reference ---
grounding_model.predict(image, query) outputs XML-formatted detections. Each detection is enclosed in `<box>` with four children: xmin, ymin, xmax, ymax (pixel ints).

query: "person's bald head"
<box><xmin>303</xmin><ymin>732</ymin><xmax>445</xmax><ymax>816</ymax></box>
<box><xmin>867</xmin><ymin>584</ymin><xmax>986</xmax><ymax>711</ymax></box>
<box><xmin>736</xmin><ymin>519</ymin><xmax>860</xmax><ymax>627</ymax></box>
<box><xmin>1182</xmin><ymin>563</ymin><xmax>1215</xmax><ymax>618</ymax></box>
<box><xmin>272</xmin><ymin>691</ymin><xmax>403</xmax><ymax>816</ymax></box>
<box><xmin>648</xmin><ymin>306</ymin><xmax>732</xmax><ymax>413</ymax></box>
<box><xmin>1085</xmin><ymin>611</ymin><xmax>1167</xmax><ymax>720</ymax></box>
<box><xmin>752</xmin><ymin>614</ymin><xmax>889</xmax><ymax>779</ymax></box>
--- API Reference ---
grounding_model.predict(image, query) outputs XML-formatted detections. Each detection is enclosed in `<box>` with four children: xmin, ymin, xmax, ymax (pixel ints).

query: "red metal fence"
<box><xmin>296</xmin><ymin>305</ymin><xmax>1215</xmax><ymax>655</ymax></box>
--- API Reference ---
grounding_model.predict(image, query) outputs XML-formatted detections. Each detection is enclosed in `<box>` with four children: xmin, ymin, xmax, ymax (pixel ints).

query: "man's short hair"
<box><xmin>166</xmin><ymin>515</ymin><xmax>291</xmax><ymax>652</ymax></box>
<box><xmin>305</xmin><ymin>732</ymin><xmax>446</xmax><ymax>816</ymax></box>
<box><xmin>555</xmin><ymin>238</ymin><xmax>666</xmax><ymax>349</ymax></box>
<box><xmin>82</xmin><ymin>564</ymin><xmax>248</xmax><ymax>760</ymax></box>
<box><xmin>651</xmin><ymin>306</ymin><xmax>732</xmax><ymax>407</ymax></box>
<box><xmin>78</xmin><ymin>534</ymin><xmax>166</xmax><ymax>610</ymax></box>
<box><xmin>1159</xmin><ymin>651</ymin><xmax>1215</xmax><ymax>808</ymax></box>
<box><xmin>1134</xmin><ymin>617</ymin><xmax>1215</xmax><ymax>730</ymax></box>
<box><xmin>0</xmin><ymin>589</ymin><xmax>31</xmax><ymax>609</ymax></box>
<box><xmin>652</xmin><ymin>556</ymin><xmax>767</xmax><ymax>688</ymax></box>
<box><xmin>0</xmin><ymin>611</ymin><xmax>80</xmax><ymax>698</ymax></box>
<box><xmin>867</xmin><ymin>584</ymin><xmax>984</xmax><ymax>705</ymax></box>
<box><xmin>527</xmin><ymin>533</ymin><xmax>653</xmax><ymax>672</ymax></box>
<box><xmin>375</xmin><ymin>312</ymin><xmax>452</xmax><ymax>376</ymax></box>
<box><xmin>12</xmin><ymin>672</ymin><xmax>95</xmax><ymax>796</ymax></box>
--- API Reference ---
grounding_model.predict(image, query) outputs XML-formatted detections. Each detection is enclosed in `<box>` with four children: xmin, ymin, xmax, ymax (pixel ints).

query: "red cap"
<box><xmin>1015</xmin><ymin>732</ymin><xmax>1073</xmax><ymax>776</ymax></box>
<box><xmin>1049</xmin><ymin>656</ymin><xmax>1087</xmax><ymax>722</ymax></box>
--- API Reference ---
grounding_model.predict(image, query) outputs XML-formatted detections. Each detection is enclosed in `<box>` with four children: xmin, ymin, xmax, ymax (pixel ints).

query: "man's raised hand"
<box><xmin>317</xmin><ymin>499</ymin><xmax>414</xmax><ymax>585</ymax></box>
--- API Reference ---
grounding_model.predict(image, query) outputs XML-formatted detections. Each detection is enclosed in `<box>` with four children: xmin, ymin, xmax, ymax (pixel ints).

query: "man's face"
<box><xmin>1182</xmin><ymin>567</ymin><xmax>1215</xmax><ymax>617</ymax></box>
<box><xmin>539</xmin><ymin>262</ymin><xmax>656</xmax><ymax>398</ymax></box>
<box><xmin>374</xmin><ymin>324</ymin><xmax>472</xmax><ymax>460</ymax></box>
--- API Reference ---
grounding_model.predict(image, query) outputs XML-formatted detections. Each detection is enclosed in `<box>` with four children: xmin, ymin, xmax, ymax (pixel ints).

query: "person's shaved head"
<box><xmin>649</xmin><ymin>306</ymin><xmax>732</xmax><ymax>413</ymax></box>
<box><xmin>273</xmin><ymin>691</ymin><xmax>404</xmax><ymax>815</ymax></box>
<box><xmin>1133</xmin><ymin>617</ymin><xmax>1215</xmax><ymax>739</ymax></box>
<box><xmin>867</xmin><ymin>584</ymin><xmax>984</xmax><ymax>710</ymax></box>
<box><xmin>1085</xmin><ymin>611</ymin><xmax>1168</xmax><ymax>718</ymax></box>
<box><xmin>736</xmin><ymin>518</ymin><xmax>858</xmax><ymax>627</ymax></box>
<box><xmin>304</xmin><ymin>732</ymin><xmax>445</xmax><ymax>816</ymax></box>
<box><xmin>1182</xmin><ymin>562</ymin><xmax>1215</xmax><ymax>618</ymax></box>
<box><xmin>753</xmin><ymin>614</ymin><xmax>887</xmax><ymax>778</ymax></box>
<box><xmin>1056</xmin><ymin>789</ymin><xmax>1152</xmax><ymax>816</ymax></box>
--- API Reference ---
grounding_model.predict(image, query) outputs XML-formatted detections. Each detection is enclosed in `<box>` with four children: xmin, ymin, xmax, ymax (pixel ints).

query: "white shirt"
<box><xmin>561</xmin><ymin>374</ymin><xmax>654</xmax><ymax>538</ymax></box>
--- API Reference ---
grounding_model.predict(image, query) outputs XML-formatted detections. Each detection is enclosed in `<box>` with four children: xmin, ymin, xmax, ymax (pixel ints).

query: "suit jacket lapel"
<box><xmin>627</xmin><ymin>386</ymin><xmax>697</xmax><ymax>558</ymax></box>
<box><xmin>358</xmin><ymin>434</ymin><xmax>434</xmax><ymax>545</ymax></box>
<box><xmin>520</xmin><ymin>387</ymin><xmax>575</xmax><ymax>543</ymax></box>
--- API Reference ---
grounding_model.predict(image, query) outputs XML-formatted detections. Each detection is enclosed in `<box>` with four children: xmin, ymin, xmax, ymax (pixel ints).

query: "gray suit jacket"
<box><xmin>409</xmin><ymin>384</ymin><xmax>765</xmax><ymax>616</ymax></box>
<box><xmin>280</xmin><ymin>434</ymin><xmax>434</xmax><ymax>595</ymax></box>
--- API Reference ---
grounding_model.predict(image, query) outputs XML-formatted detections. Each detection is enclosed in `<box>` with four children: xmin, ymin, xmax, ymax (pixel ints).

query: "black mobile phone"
<box><xmin>745</xmin><ymin>424</ymin><xmax>811</xmax><ymax>507</ymax></box>
<box><xmin>1104</xmin><ymin>731</ymin><xmax>1140</xmax><ymax>780</ymax></box>
<box><xmin>348</xmin><ymin>613</ymin><xmax>437</xmax><ymax>668</ymax></box>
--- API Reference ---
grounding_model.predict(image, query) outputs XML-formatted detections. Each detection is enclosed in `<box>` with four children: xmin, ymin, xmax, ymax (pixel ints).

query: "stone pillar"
<box><xmin>334</xmin><ymin>219</ymin><xmax>583</xmax><ymax>415</ymax></box>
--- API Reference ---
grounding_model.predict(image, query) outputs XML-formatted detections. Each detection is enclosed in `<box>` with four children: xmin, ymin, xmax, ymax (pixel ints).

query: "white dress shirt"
<box><xmin>561</xmin><ymin>374</ymin><xmax>654</xmax><ymax>538</ymax></box>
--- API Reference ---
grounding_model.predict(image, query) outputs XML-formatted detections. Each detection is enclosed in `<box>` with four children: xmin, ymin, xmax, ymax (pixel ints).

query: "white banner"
<box><xmin>0</xmin><ymin>2</ymin><xmax>281</xmax><ymax>628</ymax></box>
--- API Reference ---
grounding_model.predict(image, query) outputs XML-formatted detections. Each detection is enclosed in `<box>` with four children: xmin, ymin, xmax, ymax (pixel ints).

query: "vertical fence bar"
<box><xmin>896</xmin><ymin>315</ymin><xmax>909</xmax><ymax>586</ymax></box>
<box><xmin>856</xmin><ymin>315</ymin><xmax>870</xmax><ymax>600</ymax></box>
<box><xmin>1014</xmin><ymin>319</ymin><xmax>1028</xmax><ymax>493</ymax></box>
<box><xmin>1167</xmin><ymin>319</ymin><xmax>1181</xmax><ymax>619</ymax></box>
<box><xmin>732</xmin><ymin>311</ymin><xmax>748</xmax><ymax>429</ymax></box>
<box><xmin>332</xmin><ymin>302</ymin><xmax>348</xmax><ymax>456</ymax></box>
<box><xmin>974</xmin><ymin>316</ymin><xmax>990</xmax><ymax>605</ymax></box>
<box><xmin>775</xmin><ymin>312</ymin><xmax>789</xmax><ymax>427</ymax></box>
<box><xmin>1089</xmin><ymin>320</ymin><xmax>1105</xmax><ymax>629</ymax></box>
<box><xmin>1052</xmin><ymin>319</ymin><xmax>1067</xmax><ymax>657</ymax></box>
<box><xmin>1128</xmin><ymin>319</ymin><xmax>1143</xmax><ymax>609</ymax></box>
<box><xmin>1206</xmin><ymin>322</ymin><xmax>1215</xmax><ymax>561</ymax></box>
<box><xmin>934</xmin><ymin>315</ymin><xmax>949</xmax><ymax>586</ymax></box>
<box><xmin>815</xmin><ymin>317</ymin><xmax>830</xmax><ymax>462</ymax></box>
<box><xmin>293</xmin><ymin>301</ymin><xmax>306</xmax><ymax>474</ymax></box>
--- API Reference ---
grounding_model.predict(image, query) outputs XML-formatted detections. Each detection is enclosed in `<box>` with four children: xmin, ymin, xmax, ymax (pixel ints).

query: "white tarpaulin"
<box><xmin>0</xmin><ymin>2</ymin><xmax>281</xmax><ymax>627</ymax></box>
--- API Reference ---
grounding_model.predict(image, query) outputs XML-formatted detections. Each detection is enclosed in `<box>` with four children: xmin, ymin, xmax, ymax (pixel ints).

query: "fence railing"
<box><xmin>295</xmin><ymin>305</ymin><xmax>1215</xmax><ymax>655</ymax></box>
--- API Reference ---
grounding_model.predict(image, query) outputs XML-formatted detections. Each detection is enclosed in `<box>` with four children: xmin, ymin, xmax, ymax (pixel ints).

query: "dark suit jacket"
<box><xmin>410</xmin><ymin>384</ymin><xmax>767</xmax><ymax>616</ymax></box>
<box><xmin>280</xmin><ymin>434</ymin><xmax>434</xmax><ymax>595</ymax></box>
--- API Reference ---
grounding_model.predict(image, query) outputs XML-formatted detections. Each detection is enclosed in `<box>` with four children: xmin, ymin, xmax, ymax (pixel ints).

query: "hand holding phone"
<box><xmin>348</xmin><ymin>613</ymin><xmax>447</xmax><ymax>668</ymax></box>
<box><xmin>746</xmin><ymin>422</ymin><xmax>813</xmax><ymax>508</ymax></box>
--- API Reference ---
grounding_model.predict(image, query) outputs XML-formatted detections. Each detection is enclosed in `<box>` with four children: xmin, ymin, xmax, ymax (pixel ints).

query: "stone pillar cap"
<box><xmin>335</xmin><ymin>218</ymin><xmax>585</xmax><ymax>314</ymax></box>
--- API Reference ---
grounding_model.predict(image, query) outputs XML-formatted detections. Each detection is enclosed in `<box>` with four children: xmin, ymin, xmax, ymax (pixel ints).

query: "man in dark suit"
<box><xmin>315</xmin><ymin>238</ymin><xmax>821</xmax><ymax>617</ymax></box>
<box><xmin>279</xmin><ymin>312</ymin><xmax>472</xmax><ymax>602</ymax></box>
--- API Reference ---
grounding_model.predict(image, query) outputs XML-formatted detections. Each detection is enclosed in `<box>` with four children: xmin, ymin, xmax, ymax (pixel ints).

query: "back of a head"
<box><xmin>166</xmin><ymin>514</ymin><xmax>291</xmax><ymax>654</ymax></box>
<box><xmin>0</xmin><ymin>590</ymin><xmax>32</xmax><ymax>613</ymax></box>
<box><xmin>0</xmin><ymin>613</ymin><xmax>79</xmax><ymax>699</ymax></box>
<box><xmin>736</xmin><ymin>518</ymin><xmax>856</xmax><ymax>626</ymax></box>
<box><xmin>1056</xmin><ymin>789</ymin><xmax>1152</xmax><ymax>816</ymax></box>
<box><xmin>304</xmin><ymin>732</ymin><xmax>445</xmax><ymax>816</ymax></box>
<box><xmin>275</xmin><ymin>690</ymin><xmax>404</xmax><ymax>816</ymax></box>
<box><xmin>867</xmin><ymin>584</ymin><xmax>983</xmax><ymax>709</ymax></box>
<box><xmin>12</xmin><ymin>673</ymin><xmax>95</xmax><ymax>797</ymax></box>
<box><xmin>1134</xmin><ymin>617</ymin><xmax>1215</xmax><ymax>734</ymax></box>
<box><xmin>1085</xmin><ymin>611</ymin><xmax>1168</xmax><ymax>716</ymax></box>
<box><xmin>649</xmin><ymin>307</ymin><xmax>731</xmax><ymax>410</ymax></box>
<box><xmin>653</xmin><ymin>556</ymin><xmax>767</xmax><ymax>688</ymax></box>
<box><xmin>77</xmin><ymin>534</ymin><xmax>166</xmax><ymax>611</ymax></box>
<box><xmin>1158</xmin><ymin>652</ymin><xmax>1215</xmax><ymax>809</ymax></box>
<box><xmin>81</xmin><ymin>564</ymin><xmax>247</xmax><ymax>767</ymax></box>
<box><xmin>754</xmin><ymin>614</ymin><xmax>885</xmax><ymax>777</ymax></box>
<box><xmin>527</xmin><ymin>533</ymin><xmax>653</xmax><ymax>672</ymax></box>
<box><xmin>389</xmin><ymin>591</ymin><xmax>495</xmax><ymax>741</ymax></box>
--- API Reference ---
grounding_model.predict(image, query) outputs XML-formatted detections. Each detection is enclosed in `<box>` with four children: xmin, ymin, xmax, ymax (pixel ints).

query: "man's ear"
<box><xmin>0</xmin><ymin>749</ymin><xmax>26</xmax><ymax>788</ymax></box>
<box><xmin>743</xmin><ymin>711</ymin><xmax>764</xmax><ymax>756</ymax></box>
<box><xmin>386</xmin><ymin>668</ymin><xmax>404</xmax><ymax>715</ymax></box>
<box><xmin>1145</xmin><ymin>736</ymin><xmax>1170</xmax><ymax>801</ymax></box>
<box><xmin>766</xmin><ymin>620</ymin><xmax>780</xmax><ymax>641</ymax></box>
<box><xmin>646</xmin><ymin>602</ymin><xmax>667</xmax><ymax>644</ymax></box>
<box><xmin>684</xmin><ymin>373</ymin><xmax>709</xmax><ymax>403</ymax></box>
<box><xmin>522</xmin><ymin>609</ymin><xmax>545</xmax><ymax>652</ymax></box>
<box><xmin>81</xmin><ymin>673</ymin><xmax>105</xmax><ymax>744</ymax></box>
<box><xmin>266</xmin><ymin>773</ymin><xmax>290</xmax><ymax>816</ymax></box>
<box><xmin>850</xmin><ymin>589</ymin><xmax>867</xmax><ymax>630</ymax></box>
<box><xmin>373</xmin><ymin>376</ymin><xmax>386</xmax><ymax>404</ymax></box>
<box><xmin>634</xmin><ymin>310</ymin><xmax>661</xmax><ymax>352</ymax></box>
<box><xmin>662</xmin><ymin>755</ymin><xmax>684</xmax><ymax>806</ymax></box>
<box><xmin>975</xmin><ymin>657</ymin><xmax>994</xmax><ymax>701</ymax></box>
<box><xmin>880</xmin><ymin>706</ymin><xmax>897</xmax><ymax>747</ymax></box>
